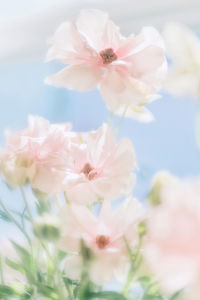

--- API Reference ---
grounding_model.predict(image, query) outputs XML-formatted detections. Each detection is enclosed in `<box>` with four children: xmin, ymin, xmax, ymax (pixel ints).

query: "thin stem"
<box><xmin>20</xmin><ymin>186</ymin><xmax>33</xmax><ymax>222</ymax></box>
<box><xmin>0</xmin><ymin>199</ymin><xmax>31</xmax><ymax>244</ymax></box>
<box><xmin>122</xmin><ymin>238</ymin><xmax>143</xmax><ymax>296</ymax></box>
<box><xmin>107</xmin><ymin>111</ymin><xmax>114</xmax><ymax>127</ymax></box>
<box><xmin>115</xmin><ymin>105</ymin><xmax>129</xmax><ymax>135</ymax></box>
<box><xmin>64</xmin><ymin>192</ymin><xmax>70</xmax><ymax>205</ymax></box>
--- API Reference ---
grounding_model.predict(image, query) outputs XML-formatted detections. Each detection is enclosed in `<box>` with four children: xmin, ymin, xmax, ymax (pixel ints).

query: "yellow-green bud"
<box><xmin>33</xmin><ymin>214</ymin><xmax>61</xmax><ymax>242</ymax></box>
<box><xmin>147</xmin><ymin>171</ymin><xmax>178</xmax><ymax>206</ymax></box>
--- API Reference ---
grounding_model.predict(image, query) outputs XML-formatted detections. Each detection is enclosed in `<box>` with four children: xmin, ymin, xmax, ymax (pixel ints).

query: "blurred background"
<box><xmin>0</xmin><ymin>0</ymin><xmax>200</xmax><ymax>215</ymax></box>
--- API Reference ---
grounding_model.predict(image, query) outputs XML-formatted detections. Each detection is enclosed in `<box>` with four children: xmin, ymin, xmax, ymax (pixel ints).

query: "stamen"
<box><xmin>100</xmin><ymin>48</ymin><xmax>117</xmax><ymax>64</ymax></box>
<box><xmin>81</xmin><ymin>163</ymin><xmax>98</xmax><ymax>180</ymax></box>
<box><xmin>81</xmin><ymin>163</ymin><xmax>93</xmax><ymax>175</ymax></box>
<box><xmin>96</xmin><ymin>235</ymin><xmax>110</xmax><ymax>249</ymax></box>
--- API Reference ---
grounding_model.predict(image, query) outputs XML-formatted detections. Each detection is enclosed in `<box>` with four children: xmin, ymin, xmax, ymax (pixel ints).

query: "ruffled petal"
<box><xmin>77</xmin><ymin>9</ymin><xmax>108</xmax><ymax>50</ymax></box>
<box><xmin>45</xmin><ymin>64</ymin><xmax>102</xmax><ymax>91</ymax></box>
<box><xmin>65</xmin><ymin>181</ymin><xmax>98</xmax><ymax>205</ymax></box>
<box><xmin>76</xmin><ymin>9</ymin><xmax>121</xmax><ymax>51</ymax></box>
<box><xmin>46</xmin><ymin>22</ymin><xmax>93</xmax><ymax>64</ymax></box>
<box><xmin>99</xmin><ymin>71</ymin><xmax>143</xmax><ymax>111</ymax></box>
<box><xmin>129</xmin><ymin>45</ymin><xmax>165</xmax><ymax>77</ymax></box>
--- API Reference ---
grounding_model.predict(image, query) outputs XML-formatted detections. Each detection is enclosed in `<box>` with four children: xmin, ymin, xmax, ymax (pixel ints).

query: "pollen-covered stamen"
<box><xmin>100</xmin><ymin>48</ymin><xmax>118</xmax><ymax>64</ymax></box>
<box><xmin>96</xmin><ymin>235</ymin><xmax>110</xmax><ymax>249</ymax></box>
<box><xmin>81</xmin><ymin>163</ymin><xmax>98</xmax><ymax>180</ymax></box>
<box><xmin>81</xmin><ymin>163</ymin><xmax>93</xmax><ymax>175</ymax></box>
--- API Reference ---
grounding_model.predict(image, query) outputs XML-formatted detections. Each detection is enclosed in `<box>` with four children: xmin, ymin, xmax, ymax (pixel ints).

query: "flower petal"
<box><xmin>66</xmin><ymin>181</ymin><xmax>98</xmax><ymax>205</ymax></box>
<box><xmin>129</xmin><ymin>45</ymin><xmax>165</xmax><ymax>77</ymax></box>
<box><xmin>76</xmin><ymin>9</ymin><xmax>122</xmax><ymax>51</ymax></box>
<box><xmin>115</xmin><ymin>105</ymin><xmax>155</xmax><ymax>122</ymax></box>
<box><xmin>46</xmin><ymin>22</ymin><xmax>91</xmax><ymax>64</ymax></box>
<box><xmin>99</xmin><ymin>71</ymin><xmax>142</xmax><ymax>111</ymax></box>
<box><xmin>76</xmin><ymin>9</ymin><xmax>109</xmax><ymax>50</ymax></box>
<box><xmin>45</xmin><ymin>64</ymin><xmax>102</xmax><ymax>91</ymax></box>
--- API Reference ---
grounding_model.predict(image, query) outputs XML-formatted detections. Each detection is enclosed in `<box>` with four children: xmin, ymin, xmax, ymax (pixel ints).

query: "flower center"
<box><xmin>100</xmin><ymin>48</ymin><xmax>117</xmax><ymax>64</ymax></box>
<box><xmin>81</xmin><ymin>163</ymin><xmax>98</xmax><ymax>180</ymax></box>
<box><xmin>96</xmin><ymin>235</ymin><xmax>110</xmax><ymax>249</ymax></box>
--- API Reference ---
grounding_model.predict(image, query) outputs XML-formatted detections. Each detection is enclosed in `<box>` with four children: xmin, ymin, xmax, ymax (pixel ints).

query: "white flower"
<box><xmin>164</xmin><ymin>22</ymin><xmax>200</xmax><ymax>99</ymax></box>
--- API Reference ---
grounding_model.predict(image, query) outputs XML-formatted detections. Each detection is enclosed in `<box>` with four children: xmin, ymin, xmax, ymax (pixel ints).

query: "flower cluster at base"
<box><xmin>0</xmin><ymin>115</ymin><xmax>144</xmax><ymax>299</ymax></box>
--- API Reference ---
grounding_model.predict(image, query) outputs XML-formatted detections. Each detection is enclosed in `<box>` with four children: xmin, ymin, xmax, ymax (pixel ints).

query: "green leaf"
<box><xmin>170</xmin><ymin>290</ymin><xmax>183</xmax><ymax>300</ymax></box>
<box><xmin>138</xmin><ymin>276</ymin><xmax>151</xmax><ymax>287</ymax></box>
<box><xmin>57</xmin><ymin>249</ymin><xmax>67</xmax><ymax>261</ymax></box>
<box><xmin>5</xmin><ymin>258</ymin><xmax>24</xmax><ymax>273</ymax></box>
<box><xmin>11</xmin><ymin>241</ymin><xmax>31</xmax><ymax>263</ymax></box>
<box><xmin>89</xmin><ymin>291</ymin><xmax>128</xmax><ymax>300</ymax></box>
<box><xmin>37</xmin><ymin>285</ymin><xmax>59</xmax><ymax>299</ymax></box>
<box><xmin>0</xmin><ymin>209</ymin><xmax>12</xmax><ymax>222</ymax></box>
<box><xmin>63</xmin><ymin>276</ymin><xmax>79</xmax><ymax>287</ymax></box>
<box><xmin>0</xmin><ymin>284</ymin><xmax>33</xmax><ymax>299</ymax></box>
<box><xmin>0</xmin><ymin>285</ymin><xmax>16</xmax><ymax>298</ymax></box>
<box><xmin>11</xmin><ymin>241</ymin><xmax>35</xmax><ymax>283</ymax></box>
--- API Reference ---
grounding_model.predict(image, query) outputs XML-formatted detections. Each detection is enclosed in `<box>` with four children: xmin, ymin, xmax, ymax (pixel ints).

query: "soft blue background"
<box><xmin>0</xmin><ymin>60</ymin><xmax>200</xmax><ymax>238</ymax></box>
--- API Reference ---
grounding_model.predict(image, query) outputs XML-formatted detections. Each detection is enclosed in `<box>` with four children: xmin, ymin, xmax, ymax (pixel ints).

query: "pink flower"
<box><xmin>45</xmin><ymin>9</ymin><xmax>167</xmax><ymax>121</ymax></box>
<box><xmin>0</xmin><ymin>116</ymin><xmax>71</xmax><ymax>189</ymax></box>
<box><xmin>62</xmin><ymin>124</ymin><xmax>137</xmax><ymax>204</ymax></box>
<box><xmin>0</xmin><ymin>118</ymin><xmax>136</xmax><ymax>200</ymax></box>
<box><xmin>27</xmin><ymin>129</ymin><xmax>70</xmax><ymax>193</ymax></box>
<box><xmin>144</xmin><ymin>176</ymin><xmax>200</xmax><ymax>296</ymax></box>
<box><xmin>5</xmin><ymin>115</ymin><xmax>71</xmax><ymax>149</ymax></box>
<box><xmin>59</xmin><ymin>199</ymin><xmax>142</xmax><ymax>283</ymax></box>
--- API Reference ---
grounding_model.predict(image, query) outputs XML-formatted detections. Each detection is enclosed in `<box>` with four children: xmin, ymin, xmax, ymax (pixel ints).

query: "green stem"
<box><xmin>64</xmin><ymin>192</ymin><xmax>70</xmax><ymax>205</ymax></box>
<box><xmin>115</xmin><ymin>105</ymin><xmax>129</xmax><ymax>135</ymax></box>
<box><xmin>122</xmin><ymin>238</ymin><xmax>143</xmax><ymax>296</ymax></box>
<box><xmin>107</xmin><ymin>111</ymin><xmax>114</xmax><ymax>127</ymax></box>
<box><xmin>0</xmin><ymin>199</ymin><xmax>31</xmax><ymax>244</ymax></box>
<box><xmin>20</xmin><ymin>186</ymin><xmax>33</xmax><ymax>222</ymax></box>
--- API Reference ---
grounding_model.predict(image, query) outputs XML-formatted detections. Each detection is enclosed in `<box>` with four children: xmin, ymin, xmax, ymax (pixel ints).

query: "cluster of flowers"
<box><xmin>0</xmin><ymin>8</ymin><xmax>200</xmax><ymax>300</ymax></box>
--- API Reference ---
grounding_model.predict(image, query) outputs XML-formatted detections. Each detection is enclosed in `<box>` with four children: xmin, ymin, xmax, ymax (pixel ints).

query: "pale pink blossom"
<box><xmin>144</xmin><ymin>176</ymin><xmax>200</xmax><ymax>297</ymax></box>
<box><xmin>0</xmin><ymin>116</ymin><xmax>71</xmax><ymax>190</ymax></box>
<box><xmin>59</xmin><ymin>198</ymin><xmax>142</xmax><ymax>283</ymax></box>
<box><xmin>45</xmin><ymin>9</ymin><xmax>167</xmax><ymax>121</ymax></box>
<box><xmin>62</xmin><ymin>124</ymin><xmax>137</xmax><ymax>204</ymax></box>
<box><xmin>5</xmin><ymin>115</ymin><xmax>71</xmax><ymax>147</ymax></box>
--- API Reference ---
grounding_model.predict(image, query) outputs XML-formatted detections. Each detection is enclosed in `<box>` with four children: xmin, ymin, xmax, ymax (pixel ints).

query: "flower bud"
<box><xmin>33</xmin><ymin>214</ymin><xmax>60</xmax><ymax>242</ymax></box>
<box><xmin>147</xmin><ymin>171</ymin><xmax>178</xmax><ymax>206</ymax></box>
